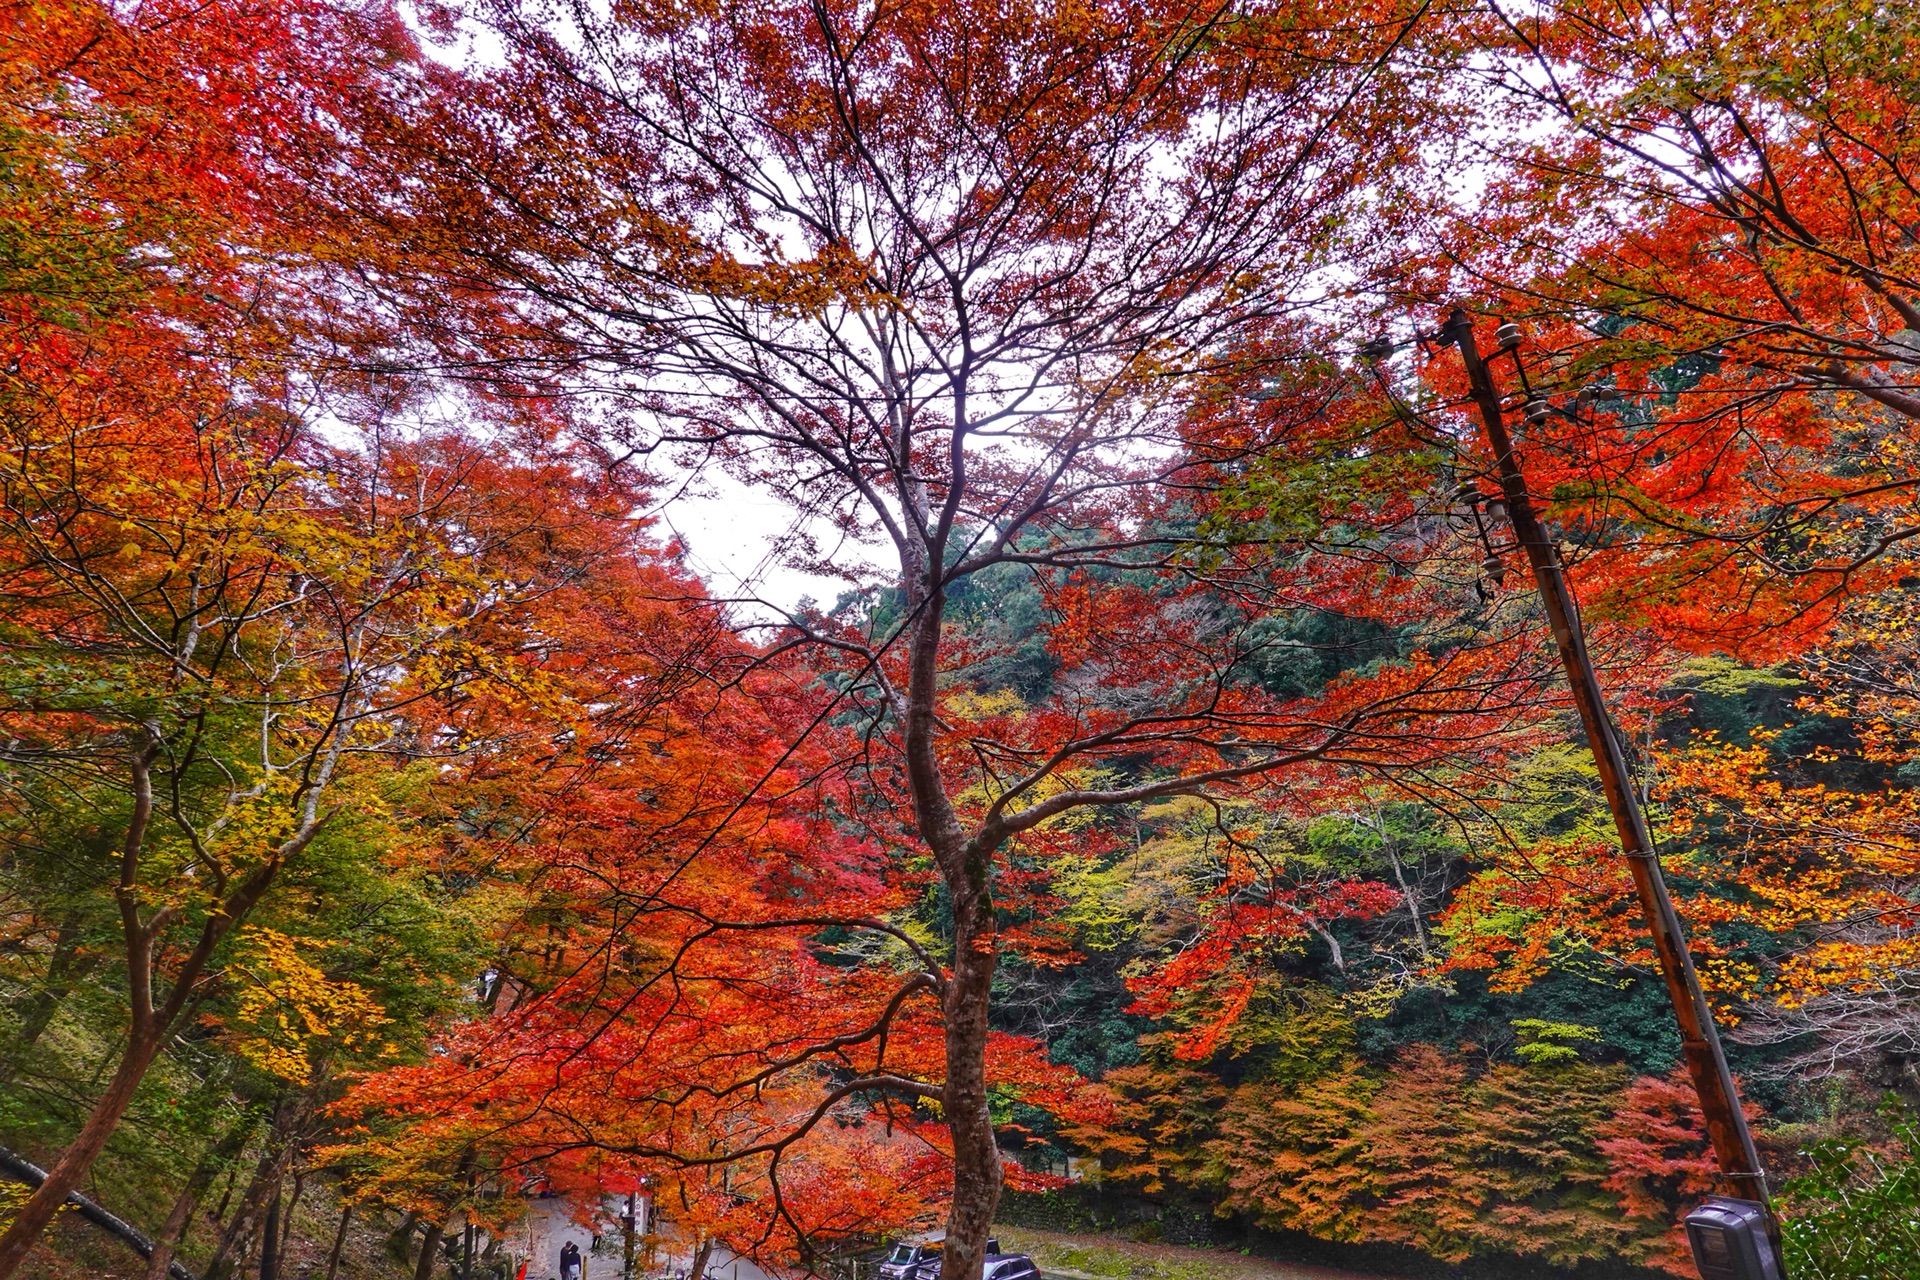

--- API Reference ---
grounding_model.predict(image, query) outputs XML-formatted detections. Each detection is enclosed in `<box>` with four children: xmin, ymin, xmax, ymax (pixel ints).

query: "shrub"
<box><xmin>1781</xmin><ymin>1119</ymin><xmax>1920</xmax><ymax>1280</ymax></box>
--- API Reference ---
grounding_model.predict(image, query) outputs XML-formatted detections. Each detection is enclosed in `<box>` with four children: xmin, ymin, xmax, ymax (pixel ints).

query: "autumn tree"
<box><xmin>1274</xmin><ymin>5</ymin><xmax>1920</xmax><ymax>1211</ymax></box>
<box><xmin>316</xmin><ymin>0</ymin><xmax>1592</xmax><ymax>1269</ymax></box>
<box><xmin>324</xmin><ymin>568</ymin><xmax>985</xmax><ymax>1267</ymax></box>
<box><xmin>1391</xmin><ymin>0</ymin><xmax>1920</xmax><ymax>652</ymax></box>
<box><xmin>1460</xmin><ymin>0</ymin><xmax>1920</xmax><ymax>419</ymax></box>
<box><xmin>0</xmin><ymin>13</ymin><xmax>688</xmax><ymax>1273</ymax></box>
<box><xmin>0</xmin><ymin>369</ymin><xmax>671</xmax><ymax>1274</ymax></box>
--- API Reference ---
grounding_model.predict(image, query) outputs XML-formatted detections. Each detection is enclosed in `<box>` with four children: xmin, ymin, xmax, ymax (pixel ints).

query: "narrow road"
<box><xmin>508</xmin><ymin>1203</ymin><xmax>1401</xmax><ymax>1280</ymax></box>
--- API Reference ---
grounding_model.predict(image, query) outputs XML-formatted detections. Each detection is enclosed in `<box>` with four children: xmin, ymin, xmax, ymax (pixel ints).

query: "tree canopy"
<box><xmin>3</xmin><ymin>2</ymin><xmax>1918</xmax><ymax>1279</ymax></box>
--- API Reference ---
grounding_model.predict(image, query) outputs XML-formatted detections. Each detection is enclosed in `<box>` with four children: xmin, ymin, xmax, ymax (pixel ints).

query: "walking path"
<box><xmin>508</xmin><ymin>1203</ymin><xmax>1400</xmax><ymax>1280</ymax></box>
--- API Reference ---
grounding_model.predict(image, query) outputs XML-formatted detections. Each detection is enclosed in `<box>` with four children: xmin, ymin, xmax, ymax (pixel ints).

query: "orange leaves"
<box><xmin>1194</xmin><ymin>1044</ymin><xmax>1732</xmax><ymax>1274</ymax></box>
<box><xmin>325</xmin><ymin>572</ymin><xmax>968</xmax><ymax>1249</ymax></box>
<box><xmin>1162</xmin><ymin>976</ymin><xmax>1258</xmax><ymax>1064</ymax></box>
<box><xmin>1435</xmin><ymin>840</ymin><xmax>1645</xmax><ymax>994</ymax></box>
<box><xmin>986</xmin><ymin>1032</ymin><xmax>1115</xmax><ymax>1131</ymax></box>
<box><xmin>1424</xmin><ymin>2</ymin><xmax>1920</xmax><ymax>663</ymax></box>
<box><xmin>1131</xmin><ymin>887</ymin><xmax>1398</xmax><ymax>1024</ymax></box>
<box><xmin>1653</xmin><ymin>726</ymin><xmax>1920</xmax><ymax>1015</ymax></box>
<box><xmin>1057</xmin><ymin>1059</ymin><xmax>1227</xmax><ymax>1197</ymax></box>
<box><xmin>1439</xmin><ymin>618</ymin><xmax>1920</xmax><ymax>1058</ymax></box>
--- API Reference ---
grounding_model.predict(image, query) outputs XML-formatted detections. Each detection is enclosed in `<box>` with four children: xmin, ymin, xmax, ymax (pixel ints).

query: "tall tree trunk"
<box><xmin>143</xmin><ymin>1171</ymin><xmax>205</xmax><ymax>1280</ymax></box>
<box><xmin>259</xmin><ymin>1190</ymin><xmax>282</xmax><ymax>1280</ymax></box>
<box><xmin>278</xmin><ymin>1168</ymin><xmax>306</xmax><ymax>1263</ymax></box>
<box><xmin>940</xmin><ymin>876</ymin><xmax>1001</xmax><ymax>1280</ymax></box>
<box><xmin>387</xmin><ymin>1211</ymin><xmax>420</xmax><ymax>1265</ymax></box>
<box><xmin>686</xmin><ymin>1239</ymin><xmax>713</xmax><ymax>1280</ymax></box>
<box><xmin>144</xmin><ymin>1109</ymin><xmax>261</xmax><ymax>1280</ymax></box>
<box><xmin>322</xmin><ymin>1204</ymin><xmax>352</xmax><ymax>1280</ymax></box>
<box><xmin>205</xmin><ymin>1083</ymin><xmax>319</xmax><ymax>1280</ymax></box>
<box><xmin>201</xmin><ymin>1149</ymin><xmax>275</xmax><ymax>1280</ymax></box>
<box><xmin>200</xmin><ymin>1115</ymin><xmax>298</xmax><ymax>1280</ymax></box>
<box><xmin>1377</xmin><ymin>819</ymin><xmax>1432</xmax><ymax>961</ymax></box>
<box><xmin>900</xmin><ymin>557</ymin><xmax>1001</xmax><ymax>1280</ymax></box>
<box><xmin>412</xmin><ymin>1220</ymin><xmax>445</xmax><ymax>1280</ymax></box>
<box><xmin>0</xmin><ymin>1022</ymin><xmax>163</xmax><ymax>1277</ymax></box>
<box><xmin>622</xmin><ymin>1193</ymin><xmax>636</xmax><ymax>1280</ymax></box>
<box><xmin>208</xmin><ymin>1150</ymin><xmax>244</xmax><ymax>1228</ymax></box>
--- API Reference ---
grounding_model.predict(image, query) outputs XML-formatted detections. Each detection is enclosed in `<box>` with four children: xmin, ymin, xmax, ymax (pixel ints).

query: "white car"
<box><xmin>983</xmin><ymin>1255</ymin><xmax>1041</xmax><ymax>1280</ymax></box>
<box><xmin>877</xmin><ymin>1240</ymin><xmax>1007</xmax><ymax>1280</ymax></box>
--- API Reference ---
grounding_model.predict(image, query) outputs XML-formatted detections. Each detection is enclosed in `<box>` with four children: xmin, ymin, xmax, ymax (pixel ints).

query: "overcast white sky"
<box><xmin>403</xmin><ymin>20</ymin><xmax>881</xmax><ymax>617</ymax></box>
<box><xmin>648</xmin><ymin>470</ymin><xmax>876</xmax><ymax>615</ymax></box>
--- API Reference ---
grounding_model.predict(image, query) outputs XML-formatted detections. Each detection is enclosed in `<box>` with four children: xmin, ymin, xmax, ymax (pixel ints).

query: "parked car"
<box><xmin>878</xmin><ymin>1241</ymin><xmax>937</xmax><ymax>1280</ymax></box>
<box><xmin>982</xmin><ymin>1253</ymin><xmax>1041</xmax><ymax>1280</ymax></box>
<box><xmin>919</xmin><ymin>1246</ymin><xmax>1019</xmax><ymax>1280</ymax></box>
<box><xmin>878</xmin><ymin>1239</ymin><xmax>1005</xmax><ymax>1280</ymax></box>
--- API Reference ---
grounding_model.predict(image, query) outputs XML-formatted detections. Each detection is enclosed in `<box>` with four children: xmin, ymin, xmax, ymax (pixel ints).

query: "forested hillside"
<box><xmin>3</xmin><ymin>1</ymin><xmax>1918</xmax><ymax>1279</ymax></box>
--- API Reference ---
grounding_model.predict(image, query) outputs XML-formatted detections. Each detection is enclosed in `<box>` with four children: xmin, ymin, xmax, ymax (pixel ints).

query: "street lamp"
<box><xmin>1686</xmin><ymin>1198</ymin><xmax>1784</xmax><ymax>1280</ymax></box>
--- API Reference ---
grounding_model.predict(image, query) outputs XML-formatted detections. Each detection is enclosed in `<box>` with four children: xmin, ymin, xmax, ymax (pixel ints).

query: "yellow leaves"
<box><xmin>207</xmin><ymin>770</ymin><xmax>303</xmax><ymax>861</ymax></box>
<box><xmin>411</xmin><ymin>638</ymin><xmax>572</xmax><ymax>718</ymax></box>
<box><xmin>1047</xmin><ymin>856</ymin><xmax>1138</xmax><ymax>952</ymax></box>
<box><xmin>942</xmin><ymin>687</ymin><xmax>1025</xmax><ymax>723</ymax></box>
<box><xmin>225</xmin><ymin>927</ymin><xmax>391</xmax><ymax>1084</ymax></box>
<box><xmin>1644</xmin><ymin>691</ymin><xmax>1920</xmax><ymax>1013</ymax></box>
<box><xmin>1775</xmin><ymin>936</ymin><xmax>1920</xmax><ymax>1009</ymax></box>
<box><xmin>1675</xmin><ymin>656</ymin><xmax>1803</xmax><ymax>701</ymax></box>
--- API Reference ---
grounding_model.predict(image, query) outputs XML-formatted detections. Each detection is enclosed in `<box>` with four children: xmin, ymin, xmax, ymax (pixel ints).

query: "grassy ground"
<box><xmin>993</xmin><ymin>1227</ymin><xmax>1408</xmax><ymax>1280</ymax></box>
<box><xmin>22</xmin><ymin>1183</ymin><xmax>415</xmax><ymax>1280</ymax></box>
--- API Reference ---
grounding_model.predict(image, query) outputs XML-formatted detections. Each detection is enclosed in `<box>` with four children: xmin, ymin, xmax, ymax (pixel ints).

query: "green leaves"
<box><xmin>1511</xmin><ymin>1018</ymin><xmax>1602</xmax><ymax>1067</ymax></box>
<box><xmin>1783</xmin><ymin>1119</ymin><xmax>1920</xmax><ymax>1280</ymax></box>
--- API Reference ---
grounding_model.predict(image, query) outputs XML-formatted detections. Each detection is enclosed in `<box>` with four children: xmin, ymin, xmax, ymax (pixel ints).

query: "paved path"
<box><xmin>506</xmin><ymin>1203</ymin><xmax>1398</xmax><ymax>1280</ymax></box>
<box><xmin>514</xmin><ymin>1197</ymin><xmax>601</xmax><ymax>1280</ymax></box>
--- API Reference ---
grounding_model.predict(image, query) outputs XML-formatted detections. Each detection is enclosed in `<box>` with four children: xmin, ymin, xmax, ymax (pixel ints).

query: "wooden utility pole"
<box><xmin>1440</xmin><ymin>308</ymin><xmax>1771</xmax><ymax>1208</ymax></box>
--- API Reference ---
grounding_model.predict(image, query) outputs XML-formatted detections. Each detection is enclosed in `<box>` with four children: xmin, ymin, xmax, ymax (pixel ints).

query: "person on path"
<box><xmin>560</xmin><ymin>1241</ymin><xmax>583</xmax><ymax>1280</ymax></box>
